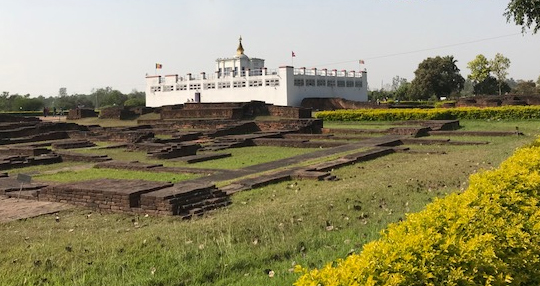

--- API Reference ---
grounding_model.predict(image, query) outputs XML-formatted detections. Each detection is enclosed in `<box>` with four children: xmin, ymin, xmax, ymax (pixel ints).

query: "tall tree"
<box><xmin>467</xmin><ymin>54</ymin><xmax>491</xmax><ymax>84</ymax></box>
<box><xmin>462</xmin><ymin>79</ymin><xmax>475</xmax><ymax>96</ymax></box>
<box><xmin>58</xmin><ymin>87</ymin><xmax>68</xmax><ymax>97</ymax></box>
<box><xmin>0</xmin><ymin>92</ymin><xmax>9</xmax><ymax>111</ymax></box>
<box><xmin>395</xmin><ymin>82</ymin><xmax>411</xmax><ymax>101</ymax></box>
<box><xmin>490</xmin><ymin>53</ymin><xmax>511</xmax><ymax>95</ymax></box>
<box><xmin>512</xmin><ymin>80</ymin><xmax>539</xmax><ymax>95</ymax></box>
<box><xmin>391</xmin><ymin>76</ymin><xmax>408</xmax><ymax>91</ymax></box>
<box><xmin>408</xmin><ymin>56</ymin><xmax>465</xmax><ymax>100</ymax></box>
<box><xmin>505</xmin><ymin>0</ymin><xmax>540</xmax><ymax>33</ymax></box>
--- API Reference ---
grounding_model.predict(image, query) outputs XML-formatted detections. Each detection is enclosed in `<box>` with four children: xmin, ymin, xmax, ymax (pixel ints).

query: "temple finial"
<box><xmin>236</xmin><ymin>36</ymin><xmax>244</xmax><ymax>55</ymax></box>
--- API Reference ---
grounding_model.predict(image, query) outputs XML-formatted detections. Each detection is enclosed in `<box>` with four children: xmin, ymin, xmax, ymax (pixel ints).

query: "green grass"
<box><xmin>1</xmin><ymin>120</ymin><xmax>539</xmax><ymax>285</ymax></box>
<box><xmin>7</xmin><ymin>162</ymin><xmax>91</xmax><ymax>176</ymax></box>
<box><xmin>190</xmin><ymin>146</ymin><xmax>316</xmax><ymax>169</ymax></box>
<box><xmin>35</xmin><ymin>168</ymin><xmax>200</xmax><ymax>183</ymax></box>
<box><xmin>69</xmin><ymin>146</ymin><xmax>318</xmax><ymax>170</ymax></box>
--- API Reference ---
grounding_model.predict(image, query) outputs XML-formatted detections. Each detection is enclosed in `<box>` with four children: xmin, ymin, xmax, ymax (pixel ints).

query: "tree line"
<box><xmin>369</xmin><ymin>54</ymin><xmax>540</xmax><ymax>102</ymax></box>
<box><xmin>0</xmin><ymin>88</ymin><xmax>145</xmax><ymax>112</ymax></box>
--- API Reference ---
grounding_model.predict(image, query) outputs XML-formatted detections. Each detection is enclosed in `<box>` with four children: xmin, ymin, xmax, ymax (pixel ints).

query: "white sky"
<box><xmin>1</xmin><ymin>0</ymin><xmax>539</xmax><ymax>97</ymax></box>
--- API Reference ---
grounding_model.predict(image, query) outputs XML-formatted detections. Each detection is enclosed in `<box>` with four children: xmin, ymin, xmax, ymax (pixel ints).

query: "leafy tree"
<box><xmin>91</xmin><ymin>87</ymin><xmax>128</xmax><ymax>108</ymax></box>
<box><xmin>391</xmin><ymin>76</ymin><xmax>408</xmax><ymax>91</ymax></box>
<box><xmin>12</xmin><ymin>94</ymin><xmax>43</xmax><ymax>111</ymax></box>
<box><xmin>467</xmin><ymin>54</ymin><xmax>491</xmax><ymax>84</ymax></box>
<box><xmin>124</xmin><ymin>98</ymin><xmax>146</xmax><ymax>107</ymax></box>
<box><xmin>0</xmin><ymin>92</ymin><xmax>10</xmax><ymax>111</ymax></box>
<box><xmin>368</xmin><ymin>89</ymin><xmax>393</xmax><ymax>102</ymax></box>
<box><xmin>58</xmin><ymin>87</ymin><xmax>68</xmax><ymax>97</ymax></box>
<box><xmin>512</xmin><ymin>80</ymin><xmax>539</xmax><ymax>95</ymax></box>
<box><xmin>474</xmin><ymin>76</ymin><xmax>510</xmax><ymax>95</ymax></box>
<box><xmin>408</xmin><ymin>56</ymin><xmax>465</xmax><ymax>100</ymax></box>
<box><xmin>490</xmin><ymin>53</ymin><xmax>511</xmax><ymax>95</ymax></box>
<box><xmin>461</xmin><ymin>79</ymin><xmax>474</xmax><ymax>97</ymax></box>
<box><xmin>394</xmin><ymin>82</ymin><xmax>411</xmax><ymax>101</ymax></box>
<box><xmin>506</xmin><ymin>77</ymin><xmax>519</xmax><ymax>90</ymax></box>
<box><xmin>127</xmin><ymin>89</ymin><xmax>145</xmax><ymax>100</ymax></box>
<box><xmin>505</xmin><ymin>0</ymin><xmax>540</xmax><ymax>33</ymax></box>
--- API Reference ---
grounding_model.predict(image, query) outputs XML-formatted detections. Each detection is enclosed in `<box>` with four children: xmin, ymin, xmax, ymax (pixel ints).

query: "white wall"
<box><xmin>145</xmin><ymin>67</ymin><xmax>368</xmax><ymax>107</ymax></box>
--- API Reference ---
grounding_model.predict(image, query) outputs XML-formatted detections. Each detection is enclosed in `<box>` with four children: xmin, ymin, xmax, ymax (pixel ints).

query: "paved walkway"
<box><xmin>0</xmin><ymin>195</ymin><xmax>72</xmax><ymax>223</ymax></box>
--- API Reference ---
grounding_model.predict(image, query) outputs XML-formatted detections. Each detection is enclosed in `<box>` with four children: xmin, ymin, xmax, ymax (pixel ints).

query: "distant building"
<box><xmin>145</xmin><ymin>37</ymin><xmax>367</xmax><ymax>107</ymax></box>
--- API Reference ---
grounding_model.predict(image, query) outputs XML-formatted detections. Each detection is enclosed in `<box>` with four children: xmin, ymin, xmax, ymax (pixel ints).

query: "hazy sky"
<box><xmin>1</xmin><ymin>0</ymin><xmax>539</xmax><ymax>97</ymax></box>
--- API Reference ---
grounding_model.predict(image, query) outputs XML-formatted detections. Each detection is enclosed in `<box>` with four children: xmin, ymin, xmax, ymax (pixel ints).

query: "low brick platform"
<box><xmin>401</xmin><ymin>138</ymin><xmax>490</xmax><ymax>145</ymax></box>
<box><xmin>0</xmin><ymin>131</ymin><xmax>69</xmax><ymax>145</ymax></box>
<box><xmin>140</xmin><ymin>182</ymin><xmax>230</xmax><ymax>217</ymax></box>
<box><xmin>0</xmin><ymin>177</ymin><xmax>48</xmax><ymax>195</ymax></box>
<box><xmin>147</xmin><ymin>143</ymin><xmax>201</xmax><ymax>159</ymax></box>
<box><xmin>39</xmin><ymin>179</ymin><xmax>174</xmax><ymax>212</ymax></box>
<box><xmin>387</xmin><ymin>127</ymin><xmax>431</xmax><ymax>137</ymax></box>
<box><xmin>282</xmin><ymin>134</ymin><xmax>335</xmax><ymax>140</ymax></box>
<box><xmin>428</xmin><ymin>130</ymin><xmax>523</xmax><ymax>136</ymax></box>
<box><xmin>0</xmin><ymin>154</ymin><xmax>62</xmax><ymax>170</ymax></box>
<box><xmin>172</xmin><ymin>153</ymin><xmax>232</xmax><ymax>164</ymax></box>
<box><xmin>52</xmin><ymin>139</ymin><xmax>96</xmax><ymax>149</ymax></box>
<box><xmin>225</xmin><ymin>170</ymin><xmax>292</xmax><ymax>194</ymax></box>
<box><xmin>0</xmin><ymin>146</ymin><xmax>51</xmax><ymax>156</ymax></box>
<box><xmin>55</xmin><ymin>151</ymin><xmax>112</xmax><ymax>162</ymax></box>
<box><xmin>322</xmin><ymin>128</ymin><xmax>387</xmax><ymax>135</ymax></box>
<box><xmin>251</xmin><ymin>138</ymin><xmax>346</xmax><ymax>148</ymax></box>
<box><xmin>94</xmin><ymin>160</ymin><xmax>221</xmax><ymax>174</ymax></box>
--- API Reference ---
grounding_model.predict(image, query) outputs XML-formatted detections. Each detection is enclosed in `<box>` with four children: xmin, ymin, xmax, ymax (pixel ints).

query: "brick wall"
<box><xmin>99</xmin><ymin>106</ymin><xmax>138</xmax><ymax>120</ymax></box>
<box><xmin>161</xmin><ymin>108</ymin><xmax>244</xmax><ymax>120</ymax></box>
<box><xmin>268</xmin><ymin>106</ymin><xmax>312</xmax><ymax>118</ymax></box>
<box><xmin>67</xmin><ymin>108</ymin><xmax>97</xmax><ymax>120</ymax></box>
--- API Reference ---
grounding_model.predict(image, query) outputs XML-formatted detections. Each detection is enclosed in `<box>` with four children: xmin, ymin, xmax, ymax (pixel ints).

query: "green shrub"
<box><xmin>315</xmin><ymin>106</ymin><xmax>540</xmax><ymax>121</ymax></box>
<box><xmin>295</xmin><ymin>137</ymin><xmax>540</xmax><ymax>285</ymax></box>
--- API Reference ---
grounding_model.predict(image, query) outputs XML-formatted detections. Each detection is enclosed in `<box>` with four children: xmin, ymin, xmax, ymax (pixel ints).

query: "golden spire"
<box><xmin>236</xmin><ymin>36</ymin><xmax>244</xmax><ymax>55</ymax></box>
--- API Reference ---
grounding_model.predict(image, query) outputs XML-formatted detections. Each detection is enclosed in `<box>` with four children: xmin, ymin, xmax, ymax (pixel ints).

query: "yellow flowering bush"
<box><xmin>315</xmin><ymin>106</ymin><xmax>540</xmax><ymax>121</ymax></box>
<box><xmin>295</xmin><ymin>138</ymin><xmax>540</xmax><ymax>286</ymax></box>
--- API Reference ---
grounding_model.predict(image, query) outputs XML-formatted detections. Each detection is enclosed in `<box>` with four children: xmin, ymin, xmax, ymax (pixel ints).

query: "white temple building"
<box><xmin>145</xmin><ymin>37</ymin><xmax>367</xmax><ymax>107</ymax></box>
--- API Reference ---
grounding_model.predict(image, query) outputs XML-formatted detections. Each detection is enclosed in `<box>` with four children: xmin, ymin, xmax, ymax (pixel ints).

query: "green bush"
<box><xmin>295</xmin><ymin>137</ymin><xmax>540</xmax><ymax>285</ymax></box>
<box><xmin>315</xmin><ymin>106</ymin><xmax>540</xmax><ymax>121</ymax></box>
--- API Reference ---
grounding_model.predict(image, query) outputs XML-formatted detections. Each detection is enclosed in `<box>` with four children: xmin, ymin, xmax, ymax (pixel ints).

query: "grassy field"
<box><xmin>0</xmin><ymin>120</ymin><xmax>538</xmax><ymax>285</ymax></box>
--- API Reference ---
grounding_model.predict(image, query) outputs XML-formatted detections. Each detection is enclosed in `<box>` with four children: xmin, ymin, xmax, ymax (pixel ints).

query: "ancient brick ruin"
<box><xmin>0</xmin><ymin>106</ymin><xmax>522</xmax><ymax>219</ymax></box>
